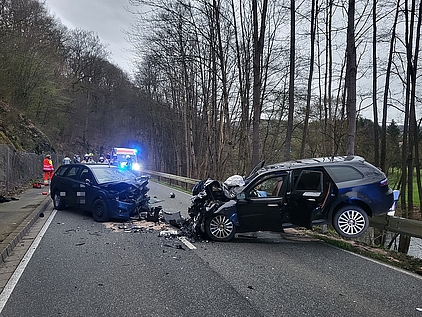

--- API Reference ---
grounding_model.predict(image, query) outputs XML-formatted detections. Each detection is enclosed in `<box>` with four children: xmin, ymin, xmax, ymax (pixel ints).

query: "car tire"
<box><xmin>333</xmin><ymin>206</ymin><xmax>369</xmax><ymax>238</ymax></box>
<box><xmin>205</xmin><ymin>214</ymin><xmax>236</xmax><ymax>242</ymax></box>
<box><xmin>53</xmin><ymin>190</ymin><xmax>66</xmax><ymax>210</ymax></box>
<box><xmin>92</xmin><ymin>199</ymin><xmax>110</xmax><ymax>222</ymax></box>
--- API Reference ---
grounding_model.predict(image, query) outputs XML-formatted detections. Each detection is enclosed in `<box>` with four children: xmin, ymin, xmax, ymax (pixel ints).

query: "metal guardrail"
<box><xmin>370</xmin><ymin>215</ymin><xmax>422</xmax><ymax>239</ymax></box>
<box><xmin>145</xmin><ymin>169</ymin><xmax>422</xmax><ymax>239</ymax></box>
<box><xmin>144</xmin><ymin>170</ymin><xmax>201</xmax><ymax>192</ymax></box>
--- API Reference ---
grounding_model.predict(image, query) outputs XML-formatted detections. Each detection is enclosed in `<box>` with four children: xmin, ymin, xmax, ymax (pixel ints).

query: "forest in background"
<box><xmin>0</xmin><ymin>0</ymin><xmax>421</xmax><ymax>221</ymax></box>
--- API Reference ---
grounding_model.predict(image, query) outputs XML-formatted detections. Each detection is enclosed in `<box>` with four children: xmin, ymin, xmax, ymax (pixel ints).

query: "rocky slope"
<box><xmin>0</xmin><ymin>101</ymin><xmax>54</xmax><ymax>153</ymax></box>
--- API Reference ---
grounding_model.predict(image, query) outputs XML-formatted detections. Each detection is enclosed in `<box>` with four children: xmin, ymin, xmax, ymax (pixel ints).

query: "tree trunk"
<box><xmin>400</xmin><ymin>0</ymin><xmax>414</xmax><ymax>216</ymax></box>
<box><xmin>252</xmin><ymin>0</ymin><xmax>268</xmax><ymax>167</ymax></box>
<box><xmin>398</xmin><ymin>234</ymin><xmax>411</xmax><ymax>254</ymax></box>
<box><xmin>381</xmin><ymin>0</ymin><xmax>400</xmax><ymax>172</ymax></box>
<box><xmin>285</xmin><ymin>0</ymin><xmax>295</xmax><ymax>160</ymax></box>
<box><xmin>232</xmin><ymin>0</ymin><xmax>252</xmax><ymax>174</ymax></box>
<box><xmin>345</xmin><ymin>0</ymin><xmax>357</xmax><ymax>156</ymax></box>
<box><xmin>301</xmin><ymin>0</ymin><xmax>317</xmax><ymax>158</ymax></box>
<box><xmin>372</xmin><ymin>0</ymin><xmax>379</xmax><ymax>166</ymax></box>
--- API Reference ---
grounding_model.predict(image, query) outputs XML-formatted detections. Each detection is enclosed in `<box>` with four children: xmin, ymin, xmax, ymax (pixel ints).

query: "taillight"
<box><xmin>380</xmin><ymin>178</ymin><xmax>388</xmax><ymax>186</ymax></box>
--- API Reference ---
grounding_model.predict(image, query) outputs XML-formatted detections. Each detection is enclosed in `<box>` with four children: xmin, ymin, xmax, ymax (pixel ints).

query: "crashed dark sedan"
<box><xmin>188</xmin><ymin>156</ymin><xmax>398</xmax><ymax>241</ymax></box>
<box><xmin>50</xmin><ymin>164</ymin><xmax>150</xmax><ymax>221</ymax></box>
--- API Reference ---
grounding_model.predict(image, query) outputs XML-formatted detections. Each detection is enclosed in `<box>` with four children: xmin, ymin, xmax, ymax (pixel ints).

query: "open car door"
<box><xmin>235</xmin><ymin>173</ymin><xmax>287</xmax><ymax>232</ymax></box>
<box><xmin>287</xmin><ymin>170</ymin><xmax>325</xmax><ymax>229</ymax></box>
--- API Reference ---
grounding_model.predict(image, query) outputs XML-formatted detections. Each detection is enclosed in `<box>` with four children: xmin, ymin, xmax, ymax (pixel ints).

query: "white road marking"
<box><xmin>0</xmin><ymin>210</ymin><xmax>57</xmax><ymax>313</ymax></box>
<box><xmin>178</xmin><ymin>236</ymin><xmax>197</xmax><ymax>250</ymax></box>
<box><xmin>342</xmin><ymin>248</ymin><xmax>422</xmax><ymax>280</ymax></box>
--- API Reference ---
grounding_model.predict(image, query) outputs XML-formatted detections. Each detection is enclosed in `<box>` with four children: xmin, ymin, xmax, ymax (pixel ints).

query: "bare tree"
<box><xmin>284</xmin><ymin>0</ymin><xmax>295</xmax><ymax>160</ymax></box>
<box><xmin>372</xmin><ymin>0</ymin><xmax>379</xmax><ymax>166</ymax></box>
<box><xmin>380</xmin><ymin>0</ymin><xmax>400</xmax><ymax>172</ymax></box>
<box><xmin>345</xmin><ymin>0</ymin><xmax>357</xmax><ymax>156</ymax></box>
<box><xmin>301</xmin><ymin>0</ymin><xmax>318</xmax><ymax>157</ymax></box>
<box><xmin>64</xmin><ymin>29</ymin><xmax>109</xmax><ymax>150</ymax></box>
<box><xmin>252</xmin><ymin>0</ymin><xmax>268</xmax><ymax>167</ymax></box>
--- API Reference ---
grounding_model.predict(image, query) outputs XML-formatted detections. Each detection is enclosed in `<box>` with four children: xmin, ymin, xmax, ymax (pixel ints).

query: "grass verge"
<box><xmin>307</xmin><ymin>228</ymin><xmax>422</xmax><ymax>276</ymax></box>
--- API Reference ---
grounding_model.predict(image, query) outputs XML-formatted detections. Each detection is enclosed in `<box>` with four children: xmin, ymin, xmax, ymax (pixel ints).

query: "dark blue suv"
<box><xmin>188</xmin><ymin>156</ymin><xmax>397</xmax><ymax>241</ymax></box>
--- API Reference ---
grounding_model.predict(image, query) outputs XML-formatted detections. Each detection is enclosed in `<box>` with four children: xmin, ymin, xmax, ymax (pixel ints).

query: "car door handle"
<box><xmin>267</xmin><ymin>204</ymin><xmax>279</xmax><ymax>207</ymax></box>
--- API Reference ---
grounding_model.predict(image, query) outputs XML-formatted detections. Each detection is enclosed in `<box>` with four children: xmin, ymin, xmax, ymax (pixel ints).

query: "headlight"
<box><xmin>132</xmin><ymin>163</ymin><xmax>141</xmax><ymax>171</ymax></box>
<box><xmin>108</xmin><ymin>191</ymin><xmax>120</xmax><ymax>201</ymax></box>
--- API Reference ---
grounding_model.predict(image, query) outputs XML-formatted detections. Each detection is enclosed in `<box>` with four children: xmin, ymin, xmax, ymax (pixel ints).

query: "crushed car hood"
<box><xmin>99</xmin><ymin>179</ymin><xmax>150</xmax><ymax>203</ymax></box>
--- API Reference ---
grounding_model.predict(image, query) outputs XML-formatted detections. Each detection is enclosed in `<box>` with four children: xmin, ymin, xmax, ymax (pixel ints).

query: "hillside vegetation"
<box><xmin>0</xmin><ymin>101</ymin><xmax>53</xmax><ymax>153</ymax></box>
<box><xmin>1</xmin><ymin>0</ymin><xmax>421</xmax><ymax>223</ymax></box>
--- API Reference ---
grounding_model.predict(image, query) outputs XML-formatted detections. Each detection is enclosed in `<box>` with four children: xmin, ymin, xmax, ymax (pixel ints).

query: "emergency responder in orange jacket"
<box><xmin>43</xmin><ymin>154</ymin><xmax>54</xmax><ymax>185</ymax></box>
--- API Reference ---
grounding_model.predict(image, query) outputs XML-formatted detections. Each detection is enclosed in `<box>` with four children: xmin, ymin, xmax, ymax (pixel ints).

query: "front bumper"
<box><xmin>106</xmin><ymin>199</ymin><xmax>136</xmax><ymax>220</ymax></box>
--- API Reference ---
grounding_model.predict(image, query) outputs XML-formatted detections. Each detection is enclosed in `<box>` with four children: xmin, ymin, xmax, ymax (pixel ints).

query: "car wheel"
<box><xmin>53</xmin><ymin>191</ymin><xmax>65</xmax><ymax>210</ymax></box>
<box><xmin>205</xmin><ymin>214</ymin><xmax>236</xmax><ymax>242</ymax></box>
<box><xmin>333</xmin><ymin>206</ymin><xmax>369</xmax><ymax>238</ymax></box>
<box><xmin>92</xmin><ymin>199</ymin><xmax>110</xmax><ymax>222</ymax></box>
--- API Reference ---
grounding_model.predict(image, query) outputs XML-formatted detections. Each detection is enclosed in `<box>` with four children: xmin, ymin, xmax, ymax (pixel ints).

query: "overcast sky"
<box><xmin>45</xmin><ymin>0</ymin><xmax>138</xmax><ymax>74</ymax></box>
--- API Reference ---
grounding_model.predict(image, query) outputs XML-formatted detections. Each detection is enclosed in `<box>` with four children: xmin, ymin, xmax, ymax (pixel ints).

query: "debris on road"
<box><xmin>100</xmin><ymin>192</ymin><xmax>205</xmax><ymax>247</ymax></box>
<box><xmin>105</xmin><ymin>219</ymin><xmax>173</xmax><ymax>233</ymax></box>
<box><xmin>162</xmin><ymin>210</ymin><xmax>183</xmax><ymax>226</ymax></box>
<box><xmin>159</xmin><ymin>230</ymin><xmax>179</xmax><ymax>237</ymax></box>
<box><xmin>0</xmin><ymin>195</ymin><xmax>18</xmax><ymax>203</ymax></box>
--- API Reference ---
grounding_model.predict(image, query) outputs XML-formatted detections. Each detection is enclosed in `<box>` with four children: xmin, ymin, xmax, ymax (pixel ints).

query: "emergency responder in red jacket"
<box><xmin>43</xmin><ymin>154</ymin><xmax>54</xmax><ymax>185</ymax></box>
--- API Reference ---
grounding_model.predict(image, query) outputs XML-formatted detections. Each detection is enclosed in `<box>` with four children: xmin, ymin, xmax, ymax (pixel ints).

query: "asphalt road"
<box><xmin>1</xmin><ymin>181</ymin><xmax>422</xmax><ymax>316</ymax></box>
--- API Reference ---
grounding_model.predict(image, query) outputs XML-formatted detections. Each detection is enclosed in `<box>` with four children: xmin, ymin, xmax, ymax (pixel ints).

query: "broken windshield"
<box><xmin>92</xmin><ymin>167</ymin><xmax>137</xmax><ymax>184</ymax></box>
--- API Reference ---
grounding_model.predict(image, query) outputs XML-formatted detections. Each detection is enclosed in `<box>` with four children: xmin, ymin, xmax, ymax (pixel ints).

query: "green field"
<box><xmin>388</xmin><ymin>169</ymin><xmax>421</xmax><ymax>212</ymax></box>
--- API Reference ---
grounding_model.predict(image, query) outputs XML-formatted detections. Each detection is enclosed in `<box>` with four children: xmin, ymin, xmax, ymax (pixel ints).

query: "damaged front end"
<box><xmin>188</xmin><ymin>179</ymin><xmax>234</xmax><ymax>239</ymax></box>
<box><xmin>102</xmin><ymin>178</ymin><xmax>153</xmax><ymax>220</ymax></box>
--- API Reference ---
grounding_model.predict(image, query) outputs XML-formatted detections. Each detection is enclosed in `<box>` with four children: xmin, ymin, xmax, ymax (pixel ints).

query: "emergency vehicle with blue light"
<box><xmin>111</xmin><ymin>147</ymin><xmax>142</xmax><ymax>171</ymax></box>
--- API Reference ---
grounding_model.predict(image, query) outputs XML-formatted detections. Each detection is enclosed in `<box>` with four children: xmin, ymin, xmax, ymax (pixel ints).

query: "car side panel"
<box><xmin>51</xmin><ymin>176</ymin><xmax>74</xmax><ymax>208</ymax></box>
<box><xmin>51</xmin><ymin>165</ymin><xmax>82</xmax><ymax>208</ymax></box>
<box><xmin>331</xmin><ymin>181</ymin><xmax>393</xmax><ymax>216</ymax></box>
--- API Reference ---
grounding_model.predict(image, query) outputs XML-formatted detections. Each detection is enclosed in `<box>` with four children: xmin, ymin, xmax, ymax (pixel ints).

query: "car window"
<box><xmin>324</xmin><ymin>166</ymin><xmax>363</xmax><ymax>183</ymax></box>
<box><xmin>64</xmin><ymin>166</ymin><xmax>80</xmax><ymax>180</ymax></box>
<box><xmin>91</xmin><ymin>167</ymin><xmax>136</xmax><ymax>184</ymax></box>
<box><xmin>248</xmin><ymin>175</ymin><xmax>285</xmax><ymax>197</ymax></box>
<box><xmin>79</xmin><ymin>168</ymin><xmax>94</xmax><ymax>182</ymax></box>
<box><xmin>295</xmin><ymin>171</ymin><xmax>322</xmax><ymax>191</ymax></box>
<box><xmin>55</xmin><ymin>166</ymin><xmax>68</xmax><ymax>176</ymax></box>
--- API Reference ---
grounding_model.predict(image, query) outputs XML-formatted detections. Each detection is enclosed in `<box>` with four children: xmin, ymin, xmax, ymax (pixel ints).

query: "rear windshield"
<box><xmin>324</xmin><ymin>166</ymin><xmax>364</xmax><ymax>183</ymax></box>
